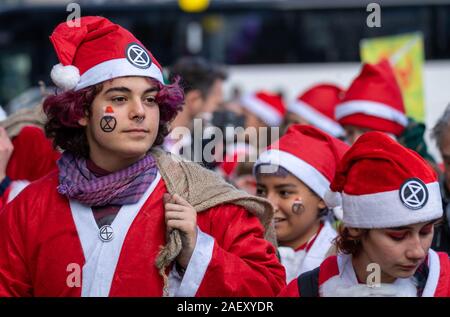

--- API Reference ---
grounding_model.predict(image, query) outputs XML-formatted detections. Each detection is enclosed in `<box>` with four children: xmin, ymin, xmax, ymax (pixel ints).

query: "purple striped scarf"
<box><xmin>57</xmin><ymin>151</ymin><xmax>158</xmax><ymax>206</ymax></box>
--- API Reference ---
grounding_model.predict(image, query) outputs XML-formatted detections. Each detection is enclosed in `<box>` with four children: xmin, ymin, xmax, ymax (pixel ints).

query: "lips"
<box><xmin>123</xmin><ymin>128</ymin><xmax>149</xmax><ymax>133</ymax></box>
<box><xmin>274</xmin><ymin>217</ymin><xmax>286</xmax><ymax>224</ymax></box>
<box><xmin>398</xmin><ymin>264</ymin><xmax>418</xmax><ymax>270</ymax></box>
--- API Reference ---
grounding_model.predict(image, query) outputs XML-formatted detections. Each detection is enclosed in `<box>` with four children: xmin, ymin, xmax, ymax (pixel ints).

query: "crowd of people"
<box><xmin>0</xmin><ymin>15</ymin><xmax>449</xmax><ymax>297</ymax></box>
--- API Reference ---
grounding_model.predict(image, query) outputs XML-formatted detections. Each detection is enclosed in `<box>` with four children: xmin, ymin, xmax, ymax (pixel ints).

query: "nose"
<box><xmin>129</xmin><ymin>98</ymin><xmax>146</xmax><ymax>121</ymax></box>
<box><xmin>267</xmin><ymin>192</ymin><xmax>279</xmax><ymax>211</ymax></box>
<box><xmin>405</xmin><ymin>236</ymin><xmax>427</xmax><ymax>262</ymax></box>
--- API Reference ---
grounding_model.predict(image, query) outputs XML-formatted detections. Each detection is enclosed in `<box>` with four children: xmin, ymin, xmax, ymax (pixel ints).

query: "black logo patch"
<box><xmin>126</xmin><ymin>43</ymin><xmax>151</xmax><ymax>69</ymax></box>
<box><xmin>399</xmin><ymin>178</ymin><xmax>429</xmax><ymax>210</ymax></box>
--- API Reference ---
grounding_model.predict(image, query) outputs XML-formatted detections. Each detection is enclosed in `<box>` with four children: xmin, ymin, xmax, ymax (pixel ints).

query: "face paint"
<box><xmin>100</xmin><ymin>106</ymin><xmax>117</xmax><ymax>133</ymax></box>
<box><xmin>291</xmin><ymin>198</ymin><xmax>305</xmax><ymax>215</ymax></box>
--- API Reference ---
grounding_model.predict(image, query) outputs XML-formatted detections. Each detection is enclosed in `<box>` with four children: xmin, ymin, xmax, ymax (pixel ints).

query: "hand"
<box><xmin>164</xmin><ymin>193</ymin><xmax>198</xmax><ymax>269</ymax></box>
<box><xmin>0</xmin><ymin>127</ymin><xmax>13</xmax><ymax>180</ymax></box>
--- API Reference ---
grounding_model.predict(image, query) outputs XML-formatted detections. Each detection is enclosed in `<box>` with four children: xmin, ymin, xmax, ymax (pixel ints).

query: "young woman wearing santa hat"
<box><xmin>279</xmin><ymin>132</ymin><xmax>450</xmax><ymax>297</ymax></box>
<box><xmin>254</xmin><ymin>124</ymin><xmax>349</xmax><ymax>283</ymax></box>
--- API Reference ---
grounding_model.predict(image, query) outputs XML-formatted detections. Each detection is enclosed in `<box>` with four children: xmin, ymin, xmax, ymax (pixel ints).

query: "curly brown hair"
<box><xmin>334</xmin><ymin>223</ymin><xmax>369</xmax><ymax>256</ymax></box>
<box><xmin>43</xmin><ymin>78</ymin><xmax>184</xmax><ymax>158</ymax></box>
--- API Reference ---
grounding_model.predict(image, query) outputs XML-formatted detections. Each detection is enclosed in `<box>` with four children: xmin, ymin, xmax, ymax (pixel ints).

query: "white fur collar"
<box><xmin>320</xmin><ymin>254</ymin><xmax>418</xmax><ymax>297</ymax></box>
<box><xmin>320</xmin><ymin>275</ymin><xmax>418</xmax><ymax>297</ymax></box>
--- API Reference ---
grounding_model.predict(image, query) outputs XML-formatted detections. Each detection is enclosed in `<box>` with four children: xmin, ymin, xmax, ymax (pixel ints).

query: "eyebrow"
<box><xmin>274</xmin><ymin>184</ymin><xmax>297</xmax><ymax>190</ymax></box>
<box><xmin>103</xmin><ymin>87</ymin><xmax>159</xmax><ymax>95</ymax></box>
<box><xmin>103</xmin><ymin>87</ymin><xmax>131</xmax><ymax>95</ymax></box>
<box><xmin>388</xmin><ymin>221</ymin><xmax>436</xmax><ymax>231</ymax></box>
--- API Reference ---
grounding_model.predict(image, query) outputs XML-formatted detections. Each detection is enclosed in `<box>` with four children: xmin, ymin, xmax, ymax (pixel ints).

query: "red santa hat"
<box><xmin>219</xmin><ymin>143</ymin><xmax>257</xmax><ymax>178</ymax></box>
<box><xmin>49</xmin><ymin>16</ymin><xmax>164</xmax><ymax>91</ymax></box>
<box><xmin>254</xmin><ymin>125</ymin><xmax>349</xmax><ymax>204</ymax></box>
<box><xmin>335</xmin><ymin>59</ymin><xmax>407</xmax><ymax>136</ymax></box>
<box><xmin>288</xmin><ymin>84</ymin><xmax>345</xmax><ymax>138</ymax></box>
<box><xmin>325</xmin><ymin>132</ymin><xmax>442</xmax><ymax>228</ymax></box>
<box><xmin>240</xmin><ymin>91</ymin><xmax>286</xmax><ymax>126</ymax></box>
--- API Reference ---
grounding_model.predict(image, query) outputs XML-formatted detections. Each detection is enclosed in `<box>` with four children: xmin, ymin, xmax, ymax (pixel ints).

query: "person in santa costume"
<box><xmin>279</xmin><ymin>132</ymin><xmax>450</xmax><ymax>297</ymax></box>
<box><xmin>0</xmin><ymin>16</ymin><xmax>286</xmax><ymax>297</ymax></box>
<box><xmin>253</xmin><ymin>124</ymin><xmax>349</xmax><ymax>283</ymax></box>
<box><xmin>0</xmin><ymin>107</ymin><xmax>61</xmax><ymax>209</ymax></box>
<box><xmin>283</xmin><ymin>84</ymin><xmax>345</xmax><ymax>139</ymax></box>
<box><xmin>335</xmin><ymin>59</ymin><xmax>408</xmax><ymax>145</ymax></box>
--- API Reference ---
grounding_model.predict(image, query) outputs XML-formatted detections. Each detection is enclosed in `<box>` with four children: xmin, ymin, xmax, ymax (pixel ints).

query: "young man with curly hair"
<box><xmin>0</xmin><ymin>16</ymin><xmax>285</xmax><ymax>297</ymax></box>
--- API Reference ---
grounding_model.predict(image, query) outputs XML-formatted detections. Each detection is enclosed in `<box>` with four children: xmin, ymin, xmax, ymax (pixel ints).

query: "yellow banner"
<box><xmin>360</xmin><ymin>32</ymin><xmax>425</xmax><ymax>123</ymax></box>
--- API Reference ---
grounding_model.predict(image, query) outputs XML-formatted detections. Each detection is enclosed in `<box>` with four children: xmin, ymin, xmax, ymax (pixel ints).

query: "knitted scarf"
<box><xmin>57</xmin><ymin>151</ymin><xmax>158</xmax><ymax>206</ymax></box>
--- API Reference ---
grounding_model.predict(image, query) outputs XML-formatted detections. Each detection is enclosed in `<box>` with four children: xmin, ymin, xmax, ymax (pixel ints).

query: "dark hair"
<box><xmin>43</xmin><ymin>77</ymin><xmax>184</xmax><ymax>158</ymax></box>
<box><xmin>168</xmin><ymin>56</ymin><xmax>227</xmax><ymax>98</ymax></box>
<box><xmin>334</xmin><ymin>224</ymin><xmax>369</xmax><ymax>256</ymax></box>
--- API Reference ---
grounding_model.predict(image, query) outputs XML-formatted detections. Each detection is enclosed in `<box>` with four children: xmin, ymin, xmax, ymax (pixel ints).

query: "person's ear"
<box><xmin>318</xmin><ymin>199</ymin><xmax>327</xmax><ymax>210</ymax></box>
<box><xmin>347</xmin><ymin>227</ymin><xmax>363</xmax><ymax>239</ymax></box>
<box><xmin>77</xmin><ymin>110</ymin><xmax>90</xmax><ymax>127</ymax></box>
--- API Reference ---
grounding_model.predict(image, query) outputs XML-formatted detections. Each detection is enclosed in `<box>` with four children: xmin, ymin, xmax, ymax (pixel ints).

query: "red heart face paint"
<box><xmin>100</xmin><ymin>106</ymin><xmax>117</xmax><ymax>133</ymax></box>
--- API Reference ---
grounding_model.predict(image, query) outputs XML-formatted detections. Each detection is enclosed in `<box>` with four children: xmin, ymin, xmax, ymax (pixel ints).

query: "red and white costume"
<box><xmin>0</xmin><ymin>171</ymin><xmax>285</xmax><ymax>296</ymax></box>
<box><xmin>280</xmin><ymin>251</ymin><xmax>450</xmax><ymax>297</ymax></box>
<box><xmin>254</xmin><ymin>125</ymin><xmax>349</xmax><ymax>283</ymax></box>
<box><xmin>279</xmin><ymin>132</ymin><xmax>450</xmax><ymax>297</ymax></box>
<box><xmin>278</xmin><ymin>222</ymin><xmax>336</xmax><ymax>283</ymax></box>
<box><xmin>0</xmin><ymin>126</ymin><xmax>60</xmax><ymax>209</ymax></box>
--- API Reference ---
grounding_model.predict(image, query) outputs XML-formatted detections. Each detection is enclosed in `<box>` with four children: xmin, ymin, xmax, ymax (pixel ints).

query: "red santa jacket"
<box><xmin>0</xmin><ymin>170</ymin><xmax>285</xmax><ymax>297</ymax></box>
<box><xmin>279</xmin><ymin>251</ymin><xmax>450</xmax><ymax>297</ymax></box>
<box><xmin>0</xmin><ymin>126</ymin><xmax>60</xmax><ymax>209</ymax></box>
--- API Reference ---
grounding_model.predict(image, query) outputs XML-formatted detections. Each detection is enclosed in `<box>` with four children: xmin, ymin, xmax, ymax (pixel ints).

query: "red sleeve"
<box><xmin>195</xmin><ymin>204</ymin><xmax>286</xmax><ymax>297</ymax></box>
<box><xmin>0</xmin><ymin>185</ymin><xmax>12</xmax><ymax>211</ymax></box>
<box><xmin>277</xmin><ymin>278</ymin><xmax>300</xmax><ymax>297</ymax></box>
<box><xmin>0</xmin><ymin>187</ymin><xmax>33</xmax><ymax>296</ymax></box>
<box><xmin>6</xmin><ymin>126</ymin><xmax>60</xmax><ymax>182</ymax></box>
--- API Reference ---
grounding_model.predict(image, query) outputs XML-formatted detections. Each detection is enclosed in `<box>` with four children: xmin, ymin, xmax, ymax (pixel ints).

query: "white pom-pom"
<box><xmin>50</xmin><ymin>63</ymin><xmax>80</xmax><ymax>91</ymax></box>
<box><xmin>332</xmin><ymin>206</ymin><xmax>344</xmax><ymax>221</ymax></box>
<box><xmin>324</xmin><ymin>189</ymin><xmax>342</xmax><ymax>208</ymax></box>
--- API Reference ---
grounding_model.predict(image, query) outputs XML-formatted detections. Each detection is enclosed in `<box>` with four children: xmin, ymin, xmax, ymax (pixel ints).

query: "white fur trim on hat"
<box><xmin>324</xmin><ymin>189</ymin><xmax>342</xmax><ymax>208</ymax></box>
<box><xmin>288</xmin><ymin>100</ymin><xmax>344</xmax><ymax>137</ymax></box>
<box><xmin>241</xmin><ymin>95</ymin><xmax>283</xmax><ymax>126</ymax></box>
<box><xmin>342</xmin><ymin>182</ymin><xmax>442</xmax><ymax>228</ymax></box>
<box><xmin>50</xmin><ymin>63</ymin><xmax>80</xmax><ymax>91</ymax></box>
<box><xmin>75</xmin><ymin>58</ymin><xmax>164</xmax><ymax>91</ymax></box>
<box><xmin>335</xmin><ymin>100</ymin><xmax>408</xmax><ymax>127</ymax></box>
<box><xmin>254</xmin><ymin>149</ymin><xmax>331</xmax><ymax>201</ymax></box>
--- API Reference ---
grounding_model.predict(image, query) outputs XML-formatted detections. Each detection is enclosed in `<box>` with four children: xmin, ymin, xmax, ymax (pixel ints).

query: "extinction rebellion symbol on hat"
<box><xmin>126</xmin><ymin>43</ymin><xmax>151</xmax><ymax>69</ymax></box>
<box><xmin>399</xmin><ymin>178</ymin><xmax>429</xmax><ymax>210</ymax></box>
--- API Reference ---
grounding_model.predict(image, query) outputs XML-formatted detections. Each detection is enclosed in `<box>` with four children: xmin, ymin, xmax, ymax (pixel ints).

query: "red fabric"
<box><xmin>338</xmin><ymin>114</ymin><xmax>405</xmax><ymax>137</ymax></box>
<box><xmin>50</xmin><ymin>16</ymin><xmax>162</xmax><ymax>74</ymax></box>
<box><xmin>330</xmin><ymin>131</ymin><xmax>437</xmax><ymax>195</ymax></box>
<box><xmin>317</xmin><ymin>256</ymin><xmax>339</xmax><ymax>286</ymax></box>
<box><xmin>337</xmin><ymin>59</ymin><xmax>406</xmax><ymax>136</ymax></box>
<box><xmin>298</xmin><ymin>84</ymin><xmax>344</xmax><ymax>120</ymax></box>
<box><xmin>254</xmin><ymin>91</ymin><xmax>286</xmax><ymax>117</ymax></box>
<box><xmin>433</xmin><ymin>252</ymin><xmax>450</xmax><ymax>297</ymax></box>
<box><xmin>6</xmin><ymin>126</ymin><xmax>60</xmax><ymax>182</ymax></box>
<box><xmin>269</xmin><ymin>125</ymin><xmax>349</xmax><ymax>182</ymax></box>
<box><xmin>0</xmin><ymin>171</ymin><xmax>285</xmax><ymax>297</ymax></box>
<box><xmin>277</xmin><ymin>278</ymin><xmax>300</xmax><ymax>297</ymax></box>
<box><xmin>0</xmin><ymin>186</ymin><xmax>11</xmax><ymax>211</ymax></box>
